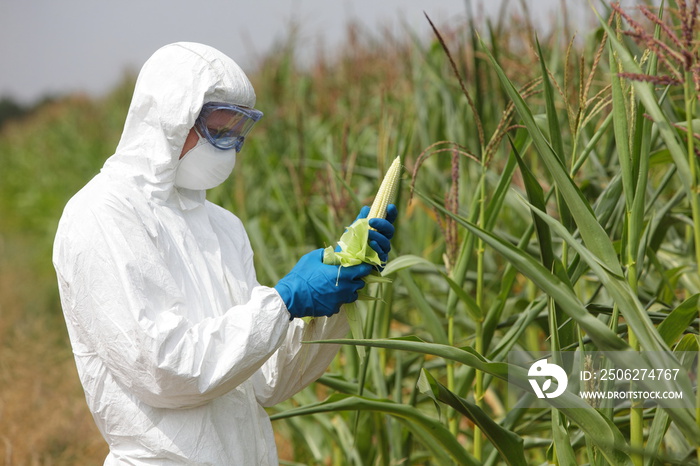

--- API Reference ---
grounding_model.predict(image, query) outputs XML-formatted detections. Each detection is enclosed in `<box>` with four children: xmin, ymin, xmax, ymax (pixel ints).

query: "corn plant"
<box><xmin>266</xmin><ymin>4</ymin><xmax>700</xmax><ymax>465</ymax></box>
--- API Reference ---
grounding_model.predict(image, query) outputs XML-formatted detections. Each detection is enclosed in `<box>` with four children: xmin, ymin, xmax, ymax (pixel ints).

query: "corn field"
<box><xmin>1</xmin><ymin>1</ymin><xmax>700</xmax><ymax>465</ymax></box>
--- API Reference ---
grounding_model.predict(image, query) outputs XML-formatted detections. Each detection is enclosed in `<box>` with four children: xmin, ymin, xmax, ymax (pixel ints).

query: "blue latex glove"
<box><xmin>355</xmin><ymin>204</ymin><xmax>398</xmax><ymax>266</ymax></box>
<box><xmin>274</xmin><ymin>249</ymin><xmax>373</xmax><ymax>319</ymax></box>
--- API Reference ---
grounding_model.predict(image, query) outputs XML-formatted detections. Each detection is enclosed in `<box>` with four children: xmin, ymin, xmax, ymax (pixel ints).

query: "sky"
<box><xmin>0</xmin><ymin>0</ymin><xmax>594</xmax><ymax>105</ymax></box>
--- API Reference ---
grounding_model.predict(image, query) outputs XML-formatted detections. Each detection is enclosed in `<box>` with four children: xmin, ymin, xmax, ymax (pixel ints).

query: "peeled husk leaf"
<box><xmin>323</xmin><ymin>218</ymin><xmax>392</xmax><ymax>284</ymax></box>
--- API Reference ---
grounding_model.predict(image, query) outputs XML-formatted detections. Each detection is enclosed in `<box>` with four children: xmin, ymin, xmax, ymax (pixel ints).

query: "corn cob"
<box><xmin>368</xmin><ymin>155</ymin><xmax>401</xmax><ymax>220</ymax></box>
<box><xmin>320</xmin><ymin>155</ymin><xmax>399</xmax><ymax>338</ymax></box>
<box><xmin>322</xmin><ymin>155</ymin><xmax>401</xmax><ymax>269</ymax></box>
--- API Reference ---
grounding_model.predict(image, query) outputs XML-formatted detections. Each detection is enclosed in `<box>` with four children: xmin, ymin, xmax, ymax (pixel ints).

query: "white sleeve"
<box><xmin>251</xmin><ymin>310</ymin><xmax>350</xmax><ymax>407</ymax></box>
<box><xmin>204</xmin><ymin>201</ymin><xmax>351</xmax><ymax>407</ymax></box>
<box><xmin>53</xmin><ymin>196</ymin><xmax>291</xmax><ymax>410</ymax></box>
<box><xmin>234</xmin><ymin>233</ymin><xmax>349</xmax><ymax>407</ymax></box>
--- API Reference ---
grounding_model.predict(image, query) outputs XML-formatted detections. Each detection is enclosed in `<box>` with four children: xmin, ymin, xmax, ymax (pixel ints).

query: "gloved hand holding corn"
<box><xmin>275</xmin><ymin>156</ymin><xmax>400</xmax><ymax>319</ymax></box>
<box><xmin>323</xmin><ymin>155</ymin><xmax>401</xmax><ymax>273</ymax></box>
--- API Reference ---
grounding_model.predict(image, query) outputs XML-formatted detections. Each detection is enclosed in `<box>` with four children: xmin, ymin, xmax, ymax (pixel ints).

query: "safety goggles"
<box><xmin>194</xmin><ymin>102</ymin><xmax>263</xmax><ymax>152</ymax></box>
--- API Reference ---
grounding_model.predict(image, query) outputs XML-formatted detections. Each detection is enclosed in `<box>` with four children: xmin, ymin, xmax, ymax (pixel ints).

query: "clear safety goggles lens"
<box><xmin>195</xmin><ymin>102</ymin><xmax>263</xmax><ymax>151</ymax></box>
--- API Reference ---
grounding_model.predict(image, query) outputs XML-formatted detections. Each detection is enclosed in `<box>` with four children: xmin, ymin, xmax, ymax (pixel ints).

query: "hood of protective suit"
<box><xmin>102</xmin><ymin>42</ymin><xmax>256</xmax><ymax>203</ymax></box>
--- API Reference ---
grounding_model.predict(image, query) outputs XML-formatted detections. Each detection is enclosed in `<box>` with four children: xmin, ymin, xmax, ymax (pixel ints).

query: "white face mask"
<box><xmin>174</xmin><ymin>137</ymin><xmax>237</xmax><ymax>190</ymax></box>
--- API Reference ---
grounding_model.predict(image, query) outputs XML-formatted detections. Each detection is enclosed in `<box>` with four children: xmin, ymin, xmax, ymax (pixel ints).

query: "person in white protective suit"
<box><xmin>52</xmin><ymin>42</ymin><xmax>397</xmax><ymax>465</ymax></box>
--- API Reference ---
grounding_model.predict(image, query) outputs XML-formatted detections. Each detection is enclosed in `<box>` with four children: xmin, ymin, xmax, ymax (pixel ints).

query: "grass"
<box><xmin>0</xmin><ymin>234</ymin><xmax>109</xmax><ymax>464</ymax></box>
<box><xmin>1</xmin><ymin>1</ymin><xmax>700</xmax><ymax>464</ymax></box>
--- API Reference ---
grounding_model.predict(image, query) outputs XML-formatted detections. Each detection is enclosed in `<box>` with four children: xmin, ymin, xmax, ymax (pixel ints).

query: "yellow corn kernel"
<box><xmin>368</xmin><ymin>155</ymin><xmax>401</xmax><ymax>220</ymax></box>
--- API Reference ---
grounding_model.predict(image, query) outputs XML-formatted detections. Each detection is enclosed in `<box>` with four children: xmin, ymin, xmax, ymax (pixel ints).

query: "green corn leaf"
<box><xmin>511</xmin><ymin>138</ymin><xmax>555</xmax><ymax>270</ymax></box>
<box><xmin>381</xmin><ymin>254</ymin><xmax>437</xmax><ymax>276</ymax></box>
<box><xmin>271</xmin><ymin>393</ymin><xmax>479</xmax><ymax>466</ymax></box>
<box><xmin>439</xmin><ymin>271</ymin><xmax>484</xmax><ymax>321</ymax></box>
<box><xmin>316</xmin><ymin>374</ymin><xmax>378</xmax><ymax>398</ymax></box>
<box><xmin>536</xmin><ymin>37</ymin><xmax>566</xmax><ymax>166</ymax></box>
<box><xmin>657</xmin><ymin>294</ymin><xmax>700</xmax><ymax>346</ymax></box>
<box><xmin>343</xmin><ymin>302</ymin><xmax>365</xmax><ymax>359</ymax></box>
<box><xmin>316</xmin><ymin>336</ymin><xmax>633</xmax><ymax>466</ymax></box>
<box><xmin>609</xmin><ymin>41</ymin><xmax>635</xmax><ymax>210</ymax></box>
<box><xmin>644</xmin><ymin>335</ymin><xmax>698</xmax><ymax>466</ymax></box>
<box><xmin>536</xmin><ymin>37</ymin><xmax>574</xmax><ymax>234</ymax></box>
<box><xmin>515</xmin><ymin>88</ymin><xmax>579</xmax><ymax>463</ymax></box>
<box><xmin>520</xmin><ymin>197</ymin><xmax>700</xmax><ymax>441</ymax></box>
<box><xmin>417</xmin><ymin>190</ymin><xmax>629</xmax><ymax>352</ymax></box>
<box><xmin>551</xmin><ymin>408</ymin><xmax>579</xmax><ymax>466</ymax></box>
<box><xmin>521</xmin><ymin>195</ymin><xmax>667</xmax><ymax>351</ymax></box>
<box><xmin>481</xmin><ymin>36</ymin><xmax>623</xmax><ymax>277</ymax></box>
<box><xmin>484</xmin><ymin>145</ymin><xmax>521</xmax><ymax>231</ymax></box>
<box><xmin>397</xmin><ymin>269</ymin><xmax>449</xmax><ymax>344</ymax></box>
<box><xmin>418</xmin><ymin>369</ymin><xmax>527</xmax><ymax>466</ymax></box>
<box><xmin>594</xmin><ymin>8</ymin><xmax>693</xmax><ymax>196</ymax></box>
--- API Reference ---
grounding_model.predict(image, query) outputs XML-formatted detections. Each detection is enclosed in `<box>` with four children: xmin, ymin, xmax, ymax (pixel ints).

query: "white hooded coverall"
<box><xmin>53</xmin><ymin>42</ymin><xmax>349</xmax><ymax>465</ymax></box>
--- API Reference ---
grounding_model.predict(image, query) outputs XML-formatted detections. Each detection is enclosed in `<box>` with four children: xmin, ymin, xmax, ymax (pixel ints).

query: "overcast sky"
<box><xmin>1</xmin><ymin>0</ymin><xmax>596</xmax><ymax>104</ymax></box>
